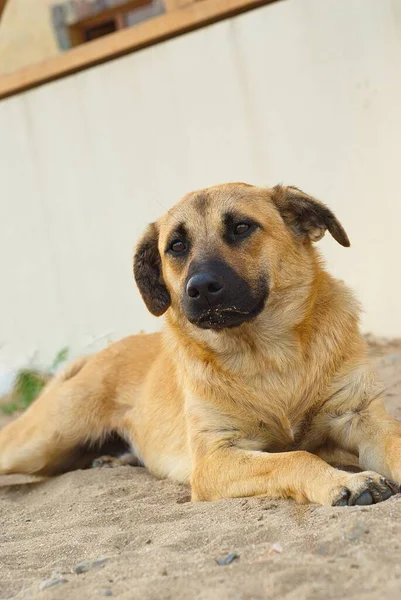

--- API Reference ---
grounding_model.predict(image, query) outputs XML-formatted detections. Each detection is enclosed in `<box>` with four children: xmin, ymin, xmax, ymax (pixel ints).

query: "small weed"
<box><xmin>1</xmin><ymin>347</ymin><xmax>69</xmax><ymax>415</ymax></box>
<box><xmin>50</xmin><ymin>347</ymin><xmax>69</xmax><ymax>373</ymax></box>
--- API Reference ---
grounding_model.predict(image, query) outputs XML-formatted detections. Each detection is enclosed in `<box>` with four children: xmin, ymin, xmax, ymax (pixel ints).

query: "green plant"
<box><xmin>1</xmin><ymin>347</ymin><xmax>69</xmax><ymax>415</ymax></box>
<box><xmin>50</xmin><ymin>347</ymin><xmax>69</xmax><ymax>373</ymax></box>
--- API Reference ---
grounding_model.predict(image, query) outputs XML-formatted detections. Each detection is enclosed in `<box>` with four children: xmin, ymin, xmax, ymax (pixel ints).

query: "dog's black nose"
<box><xmin>186</xmin><ymin>273</ymin><xmax>225</xmax><ymax>306</ymax></box>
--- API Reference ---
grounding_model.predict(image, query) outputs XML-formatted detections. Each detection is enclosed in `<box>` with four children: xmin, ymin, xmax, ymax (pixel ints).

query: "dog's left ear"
<box><xmin>271</xmin><ymin>185</ymin><xmax>350</xmax><ymax>247</ymax></box>
<box><xmin>133</xmin><ymin>222</ymin><xmax>171</xmax><ymax>316</ymax></box>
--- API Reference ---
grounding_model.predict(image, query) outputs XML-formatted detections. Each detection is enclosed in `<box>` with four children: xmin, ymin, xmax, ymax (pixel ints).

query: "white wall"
<box><xmin>1</xmin><ymin>0</ymin><xmax>401</xmax><ymax>370</ymax></box>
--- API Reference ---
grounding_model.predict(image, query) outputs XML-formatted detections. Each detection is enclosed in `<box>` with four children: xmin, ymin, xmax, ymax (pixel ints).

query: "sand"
<box><xmin>1</xmin><ymin>339</ymin><xmax>401</xmax><ymax>600</ymax></box>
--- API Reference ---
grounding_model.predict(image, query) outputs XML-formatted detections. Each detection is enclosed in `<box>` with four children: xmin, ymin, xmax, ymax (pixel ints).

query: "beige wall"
<box><xmin>0</xmin><ymin>0</ymin><xmax>59</xmax><ymax>76</ymax></box>
<box><xmin>0</xmin><ymin>0</ymin><xmax>400</xmax><ymax>370</ymax></box>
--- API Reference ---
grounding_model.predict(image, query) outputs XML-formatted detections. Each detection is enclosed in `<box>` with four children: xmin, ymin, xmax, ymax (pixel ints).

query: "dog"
<box><xmin>1</xmin><ymin>182</ymin><xmax>401</xmax><ymax>507</ymax></box>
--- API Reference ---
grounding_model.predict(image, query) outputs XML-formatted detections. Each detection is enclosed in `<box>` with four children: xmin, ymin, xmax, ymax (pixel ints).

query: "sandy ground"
<box><xmin>1</xmin><ymin>339</ymin><xmax>401</xmax><ymax>600</ymax></box>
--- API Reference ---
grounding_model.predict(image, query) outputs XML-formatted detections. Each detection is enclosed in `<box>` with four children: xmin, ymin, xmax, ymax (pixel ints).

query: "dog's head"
<box><xmin>134</xmin><ymin>183</ymin><xmax>349</xmax><ymax>331</ymax></box>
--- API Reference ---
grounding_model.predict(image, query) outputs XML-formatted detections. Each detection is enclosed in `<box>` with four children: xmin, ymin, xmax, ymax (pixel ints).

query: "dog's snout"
<box><xmin>186</xmin><ymin>273</ymin><xmax>225</xmax><ymax>305</ymax></box>
<box><xmin>182</xmin><ymin>258</ymin><xmax>268</xmax><ymax>329</ymax></box>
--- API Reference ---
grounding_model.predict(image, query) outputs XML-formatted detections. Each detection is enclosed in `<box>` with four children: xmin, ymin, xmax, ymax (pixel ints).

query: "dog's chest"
<box><xmin>187</xmin><ymin>351</ymin><xmax>326</xmax><ymax>452</ymax></box>
<box><xmin>235</xmin><ymin>370</ymin><xmax>322</xmax><ymax>452</ymax></box>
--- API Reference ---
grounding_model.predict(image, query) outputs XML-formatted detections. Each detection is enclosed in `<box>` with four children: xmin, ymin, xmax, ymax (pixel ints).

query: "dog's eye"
<box><xmin>233</xmin><ymin>223</ymin><xmax>251</xmax><ymax>236</ymax></box>
<box><xmin>170</xmin><ymin>240</ymin><xmax>186</xmax><ymax>253</ymax></box>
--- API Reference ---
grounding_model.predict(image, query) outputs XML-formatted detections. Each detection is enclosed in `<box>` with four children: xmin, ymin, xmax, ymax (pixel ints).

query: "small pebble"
<box><xmin>73</xmin><ymin>558</ymin><xmax>108</xmax><ymax>574</ymax></box>
<box><xmin>39</xmin><ymin>577</ymin><xmax>67</xmax><ymax>591</ymax></box>
<box><xmin>347</xmin><ymin>521</ymin><xmax>369</xmax><ymax>541</ymax></box>
<box><xmin>103</xmin><ymin>591</ymin><xmax>113</xmax><ymax>597</ymax></box>
<box><xmin>216</xmin><ymin>552</ymin><xmax>239</xmax><ymax>566</ymax></box>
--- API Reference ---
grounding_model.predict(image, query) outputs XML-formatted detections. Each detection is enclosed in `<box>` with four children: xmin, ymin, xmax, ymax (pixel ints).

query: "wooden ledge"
<box><xmin>0</xmin><ymin>0</ymin><xmax>275</xmax><ymax>101</ymax></box>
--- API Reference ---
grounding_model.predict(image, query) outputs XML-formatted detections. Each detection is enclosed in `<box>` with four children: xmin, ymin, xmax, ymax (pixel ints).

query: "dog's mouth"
<box><xmin>192</xmin><ymin>301</ymin><xmax>265</xmax><ymax>330</ymax></box>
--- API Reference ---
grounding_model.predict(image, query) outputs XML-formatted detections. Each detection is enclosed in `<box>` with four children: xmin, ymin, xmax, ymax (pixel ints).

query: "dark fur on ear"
<box><xmin>133</xmin><ymin>222</ymin><xmax>171</xmax><ymax>316</ymax></box>
<box><xmin>271</xmin><ymin>185</ymin><xmax>350</xmax><ymax>247</ymax></box>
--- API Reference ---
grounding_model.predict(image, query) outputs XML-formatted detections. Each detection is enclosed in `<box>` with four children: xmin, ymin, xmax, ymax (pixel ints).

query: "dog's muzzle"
<box><xmin>182</xmin><ymin>259</ymin><xmax>268</xmax><ymax>330</ymax></box>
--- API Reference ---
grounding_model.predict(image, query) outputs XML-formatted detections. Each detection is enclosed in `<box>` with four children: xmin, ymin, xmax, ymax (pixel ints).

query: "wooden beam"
<box><xmin>163</xmin><ymin>0</ymin><xmax>200</xmax><ymax>10</ymax></box>
<box><xmin>0</xmin><ymin>0</ymin><xmax>276</xmax><ymax>101</ymax></box>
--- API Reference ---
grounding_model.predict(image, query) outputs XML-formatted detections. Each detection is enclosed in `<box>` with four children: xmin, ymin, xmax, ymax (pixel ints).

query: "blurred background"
<box><xmin>0</xmin><ymin>0</ymin><xmax>400</xmax><ymax>385</ymax></box>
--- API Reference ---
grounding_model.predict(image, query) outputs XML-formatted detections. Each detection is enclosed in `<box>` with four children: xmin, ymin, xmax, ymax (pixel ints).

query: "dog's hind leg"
<box><xmin>326</xmin><ymin>397</ymin><xmax>401</xmax><ymax>485</ymax></box>
<box><xmin>0</xmin><ymin>357</ymin><xmax>122</xmax><ymax>475</ymax></box>
<box><xmin>315</xmin><ymin>446</ymin><xmax>361</xmax><ymax>472</ymax></box>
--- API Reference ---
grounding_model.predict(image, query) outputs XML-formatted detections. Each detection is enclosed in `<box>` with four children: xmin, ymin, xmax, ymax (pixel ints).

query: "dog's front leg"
<box><xmin>187</xmin><ymin>421</ymin><xmax>395</xmax><ymax>506</ymax></box>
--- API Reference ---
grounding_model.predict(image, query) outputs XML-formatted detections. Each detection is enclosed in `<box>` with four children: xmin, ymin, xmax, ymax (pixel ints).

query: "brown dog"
<box><xmin>1</xmin><ymin>182</ymin><xmax>401</xmax><ymax>506</ymax></box>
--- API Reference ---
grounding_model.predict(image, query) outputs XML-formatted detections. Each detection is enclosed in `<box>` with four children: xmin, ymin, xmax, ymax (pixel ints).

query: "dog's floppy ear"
<box><xmin>271</xmin><ymin>185</ymin><xmax>350</xmax><ymax>247</ymax></box>
<box><xmin>133</xmin><ymin>222</ymin><xmax>171</xmax><ymax>316</ymax></box>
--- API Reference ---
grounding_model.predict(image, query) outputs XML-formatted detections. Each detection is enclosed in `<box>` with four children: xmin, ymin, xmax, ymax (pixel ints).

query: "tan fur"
<box><xmin>1</xmin><ymin>183</ymin><xmax>400</xmax><ymax>506</ymax></box>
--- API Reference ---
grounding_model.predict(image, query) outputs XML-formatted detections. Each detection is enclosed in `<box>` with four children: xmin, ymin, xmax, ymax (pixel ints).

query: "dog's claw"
<box><xmin>382</xmin><ymin>478</ymin><xmax>401</xmax><ymax>495</ymax></box>
<box><xmin>334</xmin><ymin>489</ymin><xmax>350</xmax><ymax>506</ymax></box>
<box><xmin>332</xmin><ymin>473</ymin><xmax>398</xmax><ymax>507</ymax></box>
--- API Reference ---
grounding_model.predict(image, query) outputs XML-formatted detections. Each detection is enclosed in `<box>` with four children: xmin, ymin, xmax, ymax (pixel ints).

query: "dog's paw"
<box><xmin>331</xmin><ymin>472</ymin><xmax>398</xmax><ymax>507</ymax></box>
<box><xmin>92</xmin><ymin>453</ymin><xmax>138</xmax><ymax>469</ymax></box>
